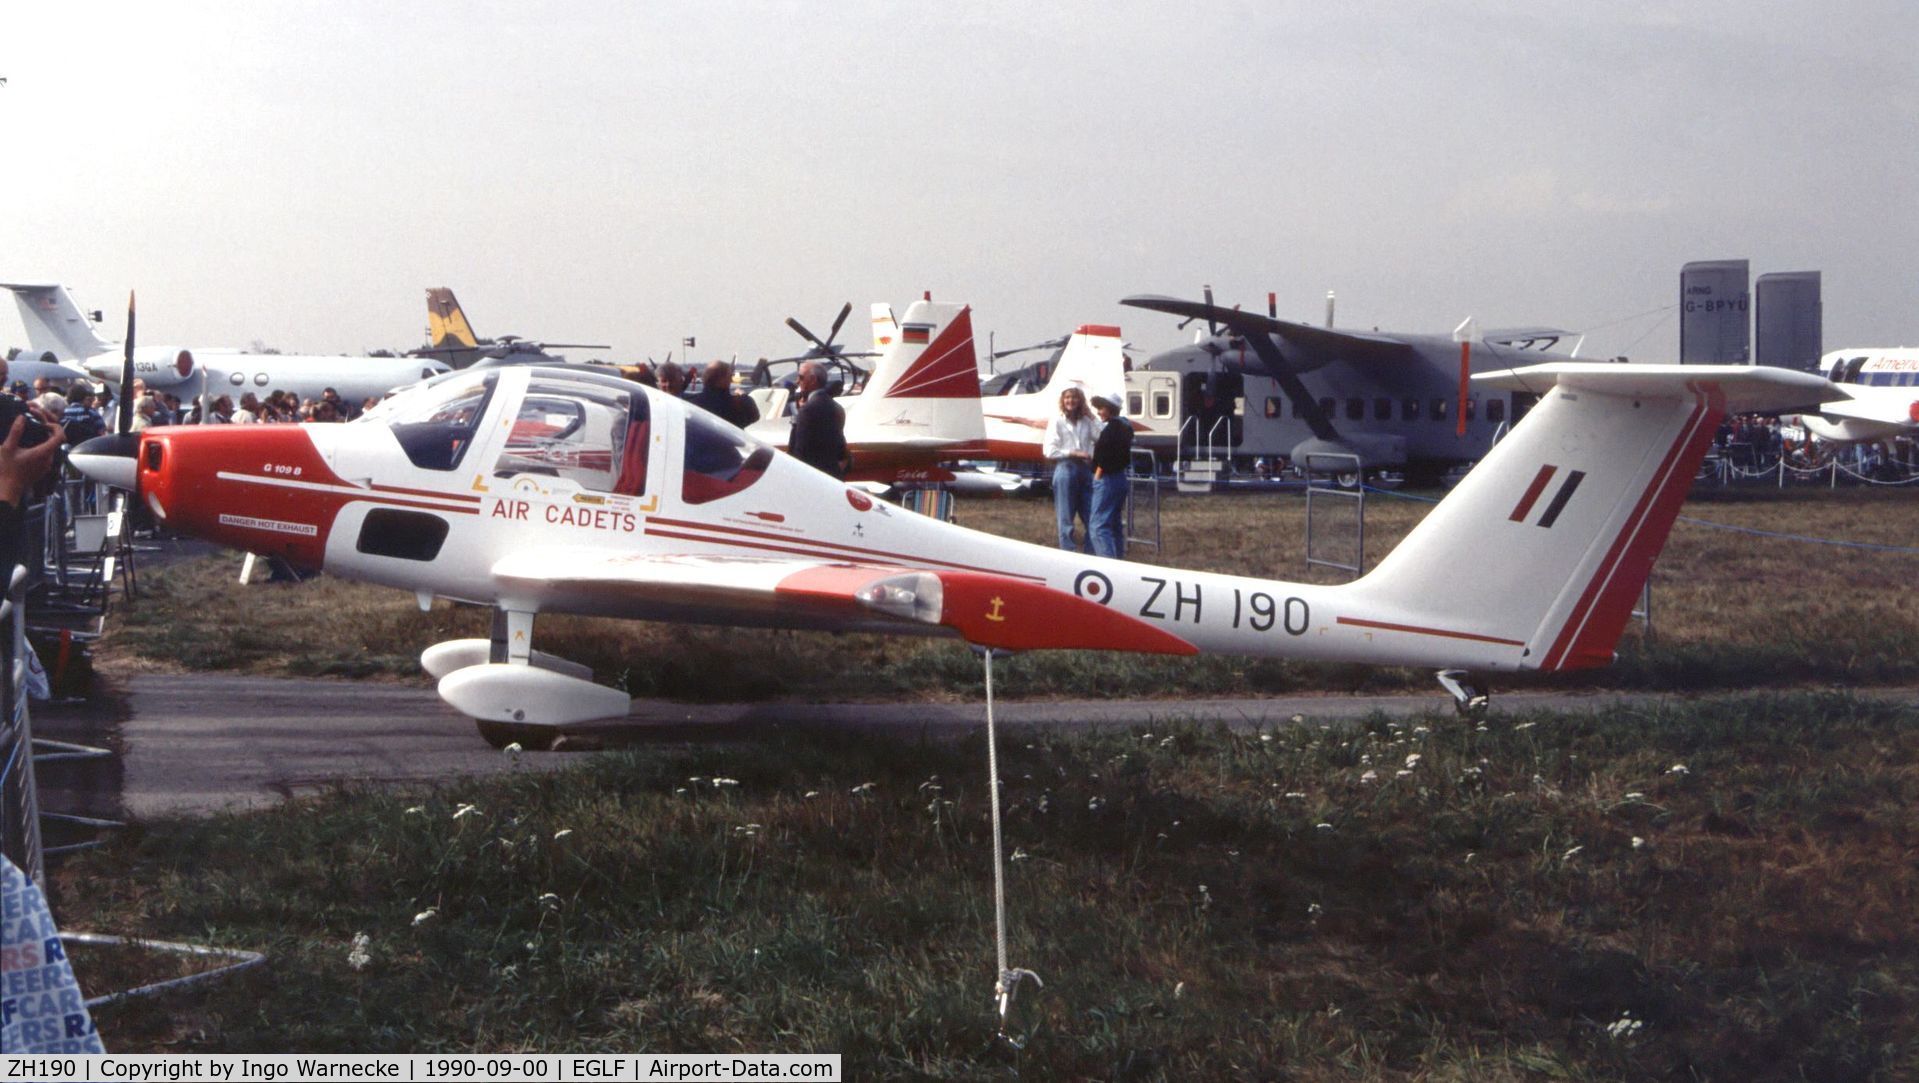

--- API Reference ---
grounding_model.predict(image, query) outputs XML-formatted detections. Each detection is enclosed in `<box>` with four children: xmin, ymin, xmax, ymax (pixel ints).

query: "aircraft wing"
<box><xmin>1817</xmin><ymin>389</ymin><xmax>1919</xmax><ymax>427</ymax></box>
<box><xmin>1472</xmin><ymin>362</ymin><xmax>1843</xmax><ymax>414</ymax></box>
<box><xmin>489</xmin><ymin>549</ymin><xmax>1197</xmax><ymax>655</ymax></box>
<box><xmin>1121</xmin><ymin>294</ymin><xmax>1417</xmax><ymax>362</ymax></box>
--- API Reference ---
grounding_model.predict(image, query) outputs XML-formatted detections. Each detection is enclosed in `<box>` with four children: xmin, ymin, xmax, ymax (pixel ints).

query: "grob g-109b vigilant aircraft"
<box><xmin>71</xmin><ymin>351</ymin><xmax>1835</xmax><ymax>748</ymax></box>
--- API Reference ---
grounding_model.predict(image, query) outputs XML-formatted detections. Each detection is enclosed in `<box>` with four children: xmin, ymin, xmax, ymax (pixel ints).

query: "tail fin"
<box><xmin>870</xmin><ymin>303</ymin><xmax>899</xmax><ymax>351</ymax></box>
<box><xmin>1038</xmin><ymin>324</ymin><xmax>1127</xmax><ymax>401</ymax></box>
<box><xmin>1</xmin><ymin>283</ymin><xmax>114</xmax><ymax>361</ymax></box>
<box><xmin>845</xmin><ymin>299</ymin><xmax>985</xmax><ymax>449</ymax></box>
<box><xmin>1347</xmin><ymin>364</ymin><xmax>1835</xmax><ymax>671</ymax></box>
<box><xmin>426</xmin><ymin>288</ymin><xmax>480</xmax><ymax>349</ymax></box>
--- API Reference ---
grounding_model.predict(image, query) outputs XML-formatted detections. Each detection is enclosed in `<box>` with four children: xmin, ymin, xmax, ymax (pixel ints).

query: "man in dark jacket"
<box><xmin>788</xmin><ymin>361</ymin><xmax>848</xmax><ymax>478</ymax></box>
<box><xmin>689</xmin><ymin>361</ymin><xmax>761</xmax><ymax>429</ymax></box>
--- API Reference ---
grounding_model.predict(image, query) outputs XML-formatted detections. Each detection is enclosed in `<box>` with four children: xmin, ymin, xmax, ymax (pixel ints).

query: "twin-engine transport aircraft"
<box><xmin>71</xmin><ymin>361</ymin><xmax>1833</xmax><ymax>747</ymax></box>
<box><xmin>4</xmin><ymin>283</ymin><xmax>449</xmax><ymax>404</ymax></box>
<box><xmin>1796</xmin><ymin>348</ymin><xmax>1919</xmax><ymax>443</ymax></box>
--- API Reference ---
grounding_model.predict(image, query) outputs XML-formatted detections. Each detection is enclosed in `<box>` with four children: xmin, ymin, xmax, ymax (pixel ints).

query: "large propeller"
<box><xmin>69</xmin><ymin>291</ymin><xmax>141</xmax><ymax>490</ymax></box>
<box><xmin>772</xmin><ymin>302</ymin><xmax>878</xmax><ymax>366</ymax></box>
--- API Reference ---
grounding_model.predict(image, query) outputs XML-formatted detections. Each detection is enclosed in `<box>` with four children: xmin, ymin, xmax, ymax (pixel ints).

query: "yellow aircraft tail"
<box><xmin>426</xmin><ymin>288</ymin><xmax>480</xmax><ymax>350</ymax></box>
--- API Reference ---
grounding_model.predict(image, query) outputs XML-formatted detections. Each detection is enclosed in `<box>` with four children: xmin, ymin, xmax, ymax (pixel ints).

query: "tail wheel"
<box><xmin>475</xmin><ymin>720</ymin><xmax>561</xmax><ymax>752</ymax></box>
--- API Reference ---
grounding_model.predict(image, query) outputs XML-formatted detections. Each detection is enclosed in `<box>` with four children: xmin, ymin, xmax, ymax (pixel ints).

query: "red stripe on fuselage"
<box><xmin>645</xmin><ymin>515</ymin><xmax>1045</xmax><ymax>581</ymax></box>
<box><xmin>1335</xmin><ymin>615</ymin><xmax>1526</xmax><ymax>648</ymax></box>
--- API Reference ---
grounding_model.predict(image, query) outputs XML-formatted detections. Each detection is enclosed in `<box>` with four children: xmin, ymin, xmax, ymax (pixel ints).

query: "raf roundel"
<box><xmin>1074</xmin><ymin>569</ymin><xmax>1115</xmax><ymax>606</ymax></box>
<box><xmin>845</xmin><ymin>489</ymin><xmax>873</xmax><ymax>512</ymax></box>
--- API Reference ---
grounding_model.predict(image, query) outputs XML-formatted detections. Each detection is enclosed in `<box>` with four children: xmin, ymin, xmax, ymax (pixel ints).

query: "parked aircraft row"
<box><xmin>10</xmin><ymin>282</ymin><xmax>1911</xmax><ymax>480</ymax></box>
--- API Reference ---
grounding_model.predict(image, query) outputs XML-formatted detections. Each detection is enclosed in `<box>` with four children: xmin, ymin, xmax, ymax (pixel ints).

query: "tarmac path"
<box><xmin>26</xmin><ymin>671</ymin><xmax>1669</xmax><ymax>821</ymax></box>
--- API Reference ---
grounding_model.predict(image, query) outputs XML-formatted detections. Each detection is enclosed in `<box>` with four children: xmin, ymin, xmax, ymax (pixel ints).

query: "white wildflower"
<box><xmin>1515</xmin><ymin>722</ymin><xmax>1536</xmax><ymax>731</ymax></box>
<box><xmin>1285</xmin><ymin>791</ymin><xmax>1308</xmax><ymax>800</ymax></box>
<box><xmin>1011</xmin><ymin>847</ymin><xmax>1029</xmax><ymax>863</ymax></box>
<box><xmin>1404</xmin><ymin>753</ymin><xmax>1422</xmax><ymax>769</ymax></box>
<box><xmin>850</xmin><ymin>781</ymin><xmax>876</xmax><ymax>794</ymax></box>
<box><xmin>1174</xmin><ymin>981</ymin><xmax>1187</xmax><ymax>999</ymax></box>
<box><xmin>1259</xmin><ymin>733</ymin><xmax>1273</xmax><ymax>743</ymax></box>
<box><xmin>1359</xmin><ymin>770</ymin><xmax>1378</xmax><ymax>784</ymax></box>
<box><xmin>403</xmin><ymin>805</ymin><xmax>425</xmax><ymax>816</ymax></box>
<box><xmin>1631</xmin><ymin>836</ymin><xmax>1646</xmax><ymax>850</ymax></box>
<box><xmin>803</xmin><ymin>790</ymin><xmax>820</xmax><ymax>799</ymax></box>
<box><xmin>502</xmin><ymin>742</ymin><xmax>523</xmax><ymax>755</ymax></box>
<box><xmin>537</xmin><ymin>893</ymin><xmax>560</xmax><ymax>909</ymax></box>
<box><xmin>451</xmin><ymin>804</ymin><xmax>480</xmax><ymax>820</ymax></box>
<box><xmin>711</xmin><ymin>777</ymin><xmax>739</xmax><ymax>787</ymax></box>
<box><xmin>1315</xmin><ymin>822</ymin><xmax>1334</xmax><ymax>832</ymax></box>
<box><xmin>1088</xmin><ymin>796</ymin><xmax>1105</xmax><ymax>811</ymax></box>
<box><xmin>1668</xmin><ymin>764</ymin><xmax>1690</xmax><ymax>776</ymax></box>
<box><xmin>1563</xmin><ymin>845</ymin><xmax>1584</xmax><ymax>860</ymax></box>
<box><xmin>346</xmin><ymin>932</ymin><xmax>370</xmax><ymax>971</ymax></box>
<box><xmin>412</xmin><ymin>908</ymin><xmax>438</xmax><ymax>926</ymax></box>
<box><xmin>1395</xmin><ymin>769</ymin><xmax>1413</xmax><ymax>779</ymax></box>
<box><xmin>1624</xmin><ymin>792</ymin><xmax>1645</xmax><ymax>801</ymax></box>
<box><xmin>1606</xmin><ymin>1012</ymin><xmax>1644</xmax><ymax>1040</ymax></box>
<box><xmin>552</xmin><ymin>828</ymin><xmax>573</xmax><ymax>840</ymax></box>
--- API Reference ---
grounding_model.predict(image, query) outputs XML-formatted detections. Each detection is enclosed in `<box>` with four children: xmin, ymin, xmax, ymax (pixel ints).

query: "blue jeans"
<box><xmin>1053</xmin><ymin>459</ymin><xmax>1092</xmax><ymax>552</ymax></box>
<box><xmin>1091</xmin><ymin>473</ymin><xmax>1129</xmax><ymax>558</ymax></box>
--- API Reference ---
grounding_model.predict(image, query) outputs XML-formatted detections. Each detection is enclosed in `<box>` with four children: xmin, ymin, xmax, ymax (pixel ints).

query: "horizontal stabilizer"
<box><xmin>1473</xmin><ymin>362</ymin><xmax>1841</xmax><ymax>414</ymax></box>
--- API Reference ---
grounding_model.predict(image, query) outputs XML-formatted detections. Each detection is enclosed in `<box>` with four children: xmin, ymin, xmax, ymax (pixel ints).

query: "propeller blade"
<box><xmin>785</xmin><ymin>316</ymin><xmax>830</xmax><ymax>353</ymax></box>
<box><xmin>118</xmin><ymin>291</ymin><xmax>136</xmax><ymax>436</ymax></box>
<box><xmin>1203</xmin><ymin>284</ymin><xmax>1218</xmax><ymax>337</ymax></box>
<box><xmin>826</xmin><ymin>302</ymin><xmax>852</xmax><ymax>347</ymax></box>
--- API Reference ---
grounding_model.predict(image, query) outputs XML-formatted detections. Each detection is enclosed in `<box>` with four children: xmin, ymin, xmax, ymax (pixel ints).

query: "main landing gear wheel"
<box><xmin>1436</xmin><ymin>669</ymin><xmax>1489</xmax><ymax>721</ymax></box>
<box><xmin>475</xmin><ymin>720</ymin><xmax>561</xmax><ymax>752</ymax></box>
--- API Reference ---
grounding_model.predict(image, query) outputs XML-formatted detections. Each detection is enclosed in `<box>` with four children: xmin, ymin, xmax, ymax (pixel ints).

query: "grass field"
<box><xmin>100</xmin><ymin>484</ymin><xmax>1919</xmax><ymax>700</ymax></box>
<box><xmin>51</xmin><ymin>692</ymin><xmax>1919</xmax><ymax>1078</ymax></box>
<box><xmin>47</xmin><ymin>482</ymin><xmax>1919</xmax><ymax>1075</ymax></box>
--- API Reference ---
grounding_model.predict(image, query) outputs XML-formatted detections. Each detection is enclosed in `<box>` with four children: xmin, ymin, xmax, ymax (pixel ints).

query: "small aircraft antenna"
<box><xmin>977</xmin><ymin>646</ymin><xmax>1042</xmax><ymax>1046</ymax></box>
<box><xmin>1326</xmin><ymin>290</ymin><xmax>1336</xmax><ymax>329</ymax></box>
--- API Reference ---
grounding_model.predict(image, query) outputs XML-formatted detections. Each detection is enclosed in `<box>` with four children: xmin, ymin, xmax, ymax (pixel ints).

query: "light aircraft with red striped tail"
<box><xmin>69</xmin><ymin>355</ymin><xmax>1835</xmax><ymax>748</ymax></box>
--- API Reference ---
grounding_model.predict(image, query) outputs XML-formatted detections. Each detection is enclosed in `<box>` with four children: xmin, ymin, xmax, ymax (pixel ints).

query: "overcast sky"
<box><xmin>2</xmin><ymin>1</ymin><xmax>1914</xmax><ymax>367</ymax></box>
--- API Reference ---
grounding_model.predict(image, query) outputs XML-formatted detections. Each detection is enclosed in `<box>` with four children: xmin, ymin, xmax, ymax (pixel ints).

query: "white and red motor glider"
<box><xmin>73</xmin><ymin>359</ymin><xmax>1835</xmax><ymax>747</ymax></box>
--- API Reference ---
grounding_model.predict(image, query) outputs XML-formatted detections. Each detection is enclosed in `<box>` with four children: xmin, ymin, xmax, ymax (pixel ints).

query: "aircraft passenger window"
<box><xmin>1402</xmin><ymin>398</ymin><xmax>1420</xmax><ymax>421</ymax></box>
<box><xmin>1432</xmin><ymin>398</ymin><xmax>1448</xmax><ymax>420</ymax></box>
<box><xmin>492</xmin><ymin>376</ymin><xmax>649</xmax><ymax>495</ymax></box>
<box><xmin>1127</xmin><ymin>392</ymin><xmax>1144</xmax><ymax>416</ymax></box>
<box><xmin>1487</xmin><ymin>399</ymin><xmax>1506</xmax><ymax>424</ymax></box>
<box><xmin>385</xmin><ymin>374</ymin><xmax>498</xmax><ymax>471</ymax></box>
<box><xmin>1152</xmin><ymin>392</ymin><xmax>1172</xmax><ymax>418</ymax></box>
<box><xmin>1264</xmin><ymin>396</ymin><xmax>1282</xmax><ymax>419</ymax></box>
<box><xmin>682</xmin><ymin>407</ymin><xmax>773</xmax><ymax>505</ymax></box>
<box><xmin>1464</xmin><ymin>398</ymin><xmax>1477</xmax><ymax>421</ymax></box>
<box><xmin>1345</xmin><ymin>398</ymin><xmax>1363</xmax><ymax>421</ymax></box>
<box><xmin>229</xmin><ymin>372</ymin><xmax>245</xmax><ymax>386</ymax></box>
<box><xmin>254</xmin><ymin>373</ymin><xmax>270</xmax><ymax>386</ymax></box>
<box><xmin>1373</xmin><ymin>397</ymin><xmax>1391</xmax><ymax>421</ymax></box>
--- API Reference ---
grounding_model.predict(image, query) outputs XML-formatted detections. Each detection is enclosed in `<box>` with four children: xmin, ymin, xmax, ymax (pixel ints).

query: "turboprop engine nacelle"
<box><xmin>85</xmin><ymin>347</ymin><xmax>199</xmax><ymax>389</ymax></box>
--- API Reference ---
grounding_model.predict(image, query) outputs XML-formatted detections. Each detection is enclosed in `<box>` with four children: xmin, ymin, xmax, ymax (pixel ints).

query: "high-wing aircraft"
<box><xmin>746</xmin><ymin>297</ymin><xmax>989</xmax><ymax>480</ymax></box>
<box><xmin>1121</xmin><ymin>291</ymin><xmax>1581</xmax><ymax>483</ymax></box>
<box><xmin>1794</xmin><ymin>347</ymin><xmax>1919</xmax><ymax>443</ymax></box>
<box><xmin>70</xmin><ymin>344</ymin><xmax>1836</xmax><ymax>748</ymax></box>
<box><xmin>3</xmin><ymin>282</ymin><xmax>449</xmax><ymax>405</ymax></box>
<box><xmin>415</xmin><ymin>287</ymin><xmax>609</xmax><ymax>368</ymax></box>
